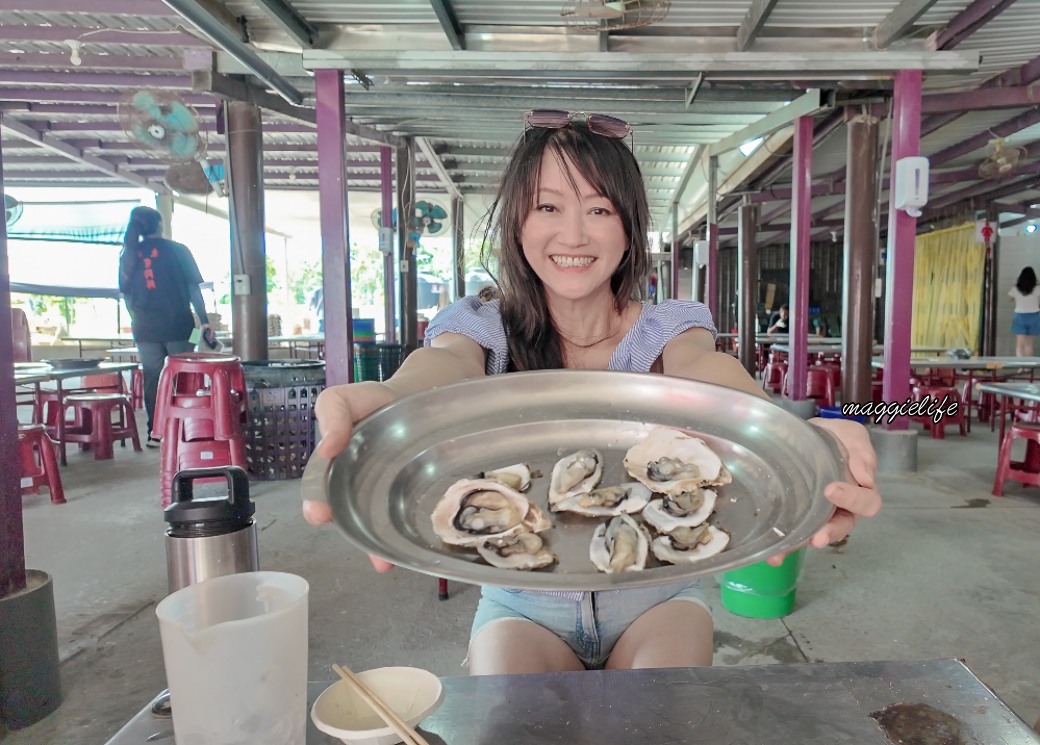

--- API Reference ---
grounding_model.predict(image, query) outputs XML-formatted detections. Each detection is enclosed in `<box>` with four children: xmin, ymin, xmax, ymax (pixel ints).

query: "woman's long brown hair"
<box><xmin>479</xmin><ymin>124</ymin><xmax>650</xmax><ymax>371</ymax></box>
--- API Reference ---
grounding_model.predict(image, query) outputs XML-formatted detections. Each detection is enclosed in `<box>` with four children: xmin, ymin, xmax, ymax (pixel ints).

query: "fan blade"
<box><xmin>427</xmin><ymin>221</ymin><xmax>444</xmax><ymax>234</ymax></box>
<box><xmin>430</xmin><ymin>205</ymin><xmax>448</xmax><ymax>220</ymax></box>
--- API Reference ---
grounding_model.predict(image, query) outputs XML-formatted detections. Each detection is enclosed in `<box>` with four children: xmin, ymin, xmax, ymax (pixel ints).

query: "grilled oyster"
<box><xmin>548</xmin><ymin>449</ymin><xmax>603</xmax><ymax>507</ymax></box>
<box><xmin>642</xmin><ymin>487</ymin><xmax>717</xmax><ymax>533</ymax></box>
<box><xmin>589</xmin><ymin>514</ymin><xmax>651</xmax><ymax>573</ymax></box>
<box><xmin>431</xmin><ymin>479</ymin><xmax>544</xmax><ymax>547</ymax></box>
<box><xmin>623</xmin><ymin>429</ymin><xmax>730</xmax><ymax>495</ymax></box>
<box><xmin>553</xmin><ymin>482</ymin><xmax>652</xmax><ymax>517</ymax></box>
<box><xmin>477</xmin><ymin>531</ymin><xmax>557</xmax><ymax>570</ymax></box>
<box><xmin>651</xmin><ymin>524</ymin><xmax>730</xmax><ymax>564</ymax></box>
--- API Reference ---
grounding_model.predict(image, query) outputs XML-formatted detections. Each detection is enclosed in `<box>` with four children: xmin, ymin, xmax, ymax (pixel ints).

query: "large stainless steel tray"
<box><xmin>311</xmin><ymin>370</ymin><xmax>843</xmax><ymax>591</ymax></box>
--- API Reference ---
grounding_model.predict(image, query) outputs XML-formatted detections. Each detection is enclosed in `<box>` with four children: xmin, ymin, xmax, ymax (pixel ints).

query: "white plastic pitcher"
<box><xmin>155</xmin><ymin>571</ymin><xmax>309</xmax><ymax>745</ymax></box>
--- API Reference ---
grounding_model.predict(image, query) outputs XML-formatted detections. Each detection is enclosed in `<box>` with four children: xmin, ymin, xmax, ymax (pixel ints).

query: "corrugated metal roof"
<box><xmin>1</xmin><ymin>0</ymin><xmax>1038</xmax><ymax>233</ymax></box>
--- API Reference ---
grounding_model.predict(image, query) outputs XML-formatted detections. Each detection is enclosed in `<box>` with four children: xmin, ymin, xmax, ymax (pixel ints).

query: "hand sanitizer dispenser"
<box><xmin>894</xmin><ymin>156</ymin><xmax>930</xmax><ymax>217</ymax></box>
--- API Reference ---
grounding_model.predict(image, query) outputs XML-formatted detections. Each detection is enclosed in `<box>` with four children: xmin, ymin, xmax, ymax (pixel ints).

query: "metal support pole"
<box><xmin>670</xmin><ymin>203</ymin><xmax>680</xmax><ymax>301</ymax></box>
<box><xmin>452</xmin><ymin>197</ymin><xmax>466</xmax><ymax>300</ymax></box>
<box><xmin>396</xmin><ymin>139</ymin><xmax>417</xmax><ymax>351</ymax></box>
<box><xmin>315</xmin><ymin>69</ymin><xmax>353</xmax><ymax>384</ymax></box>
<box><xmin>0</xmin><ymin>136</ymin><xmax>27</xmax><ymax>595</ymax></box>
<box><xmin>982</xmin><ymin>214</ymin><xmax>997</xmax><ymax>356</ymax></box>
<box><xmin>706</xmin><ymin>155</ymin><xmax>719</xmax><ymax>320</ymax></box>
<box><xmin>225</xmin><ymin>101</ymin><xmax>267</xmax><ymax>361</ymax></box>
<box><xmin>379</xmin><ymin>147</ymin><xmax>396</xmax><ymax>344</ymax></box>
<box><xmin>842</xmin><ymin>112</ymin><xmax>879</xmax><ymax>407</ymax></box>
<box><xmin>788</xmin><ymin>115</ymin><xmax>814</xmax><ymax>402</ymax></box>
<box><xmin>738</xmin><ymin>199</ymin><xmax>759</xmax><ymax>376</ymax></box>
<box><xmin>155</xmin><ymin>193</ymin><xmax>174</xmax><ymax>239</ymax></box>
<box><xmin>882</xmin><ymin>70</ymin><xmax>923</xmax><ymax>430</ymax></box>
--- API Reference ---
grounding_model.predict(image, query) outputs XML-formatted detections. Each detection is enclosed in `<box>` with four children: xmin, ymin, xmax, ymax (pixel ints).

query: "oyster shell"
<box><xmin>548</xmin><ymin>449</ymin><xmax>603</xmax><ymax>507</ymax></box>
<box><xmin>431</xmin><ymin>479</ymin><xmax>539</xmax><ymax>547</ymax></box>
<box><xmin>642</xmin><ymin>487</ymin><xmax>717</xmax><ymax>533</ymax></box>
<box><xmin>589</xmin><ymin>514</ymin><xmax>651</xmax><ymax>573</ymax></box>
<box><xmin>553</xmin><ymin>482</ymin><xmax>652</xmax><ymax>517</ymax></box>
<box><xmin>477</xmin><ymin>531</ymin><xmax>557</xmax><ymax>570</ymax></box>
<box><xmin>623</xmin><ymin>429</ymin><xmax>731</xmax><ymax>495</ymax></box>
<box><xmin>651</xmin><ymin>524</ymin><xmax>730</xmax><ymax>564</ymax></box>
<box><xmin>480</xmin><ymin>462</ymin><xmax>532</xmax><ymax>493</ymax></box>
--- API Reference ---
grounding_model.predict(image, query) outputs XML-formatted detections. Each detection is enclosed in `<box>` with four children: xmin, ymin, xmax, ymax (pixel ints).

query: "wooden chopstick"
<box><xmin>332</xmin><ymin>663</ymin><xmax>431</xmax><ymax>745</ymax></box>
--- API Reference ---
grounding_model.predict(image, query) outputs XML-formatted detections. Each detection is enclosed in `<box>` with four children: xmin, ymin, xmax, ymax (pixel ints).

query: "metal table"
<box><xmin>977</xmin><ymin>381</ymin><xmax>1040</xmax><ymax>443</ymax></box>
<box><xmin>105</xmin><ymin>659</ymin><xmax>1039</xmax><ymax>744</ymax></box>
<box><xmin>14</xmin><ymin>361</ymin><xmax>139</xmax><ymax>464</ymax></box>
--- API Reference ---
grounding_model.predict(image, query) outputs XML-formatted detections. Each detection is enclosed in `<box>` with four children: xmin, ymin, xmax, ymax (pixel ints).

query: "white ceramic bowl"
<box><xmin>310</xmin><ymin>666</ymin><xmax>444</xmax><ymax>745</ymax></box>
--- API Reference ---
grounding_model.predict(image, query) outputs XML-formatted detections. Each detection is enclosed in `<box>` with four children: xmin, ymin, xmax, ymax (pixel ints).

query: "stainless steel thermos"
<box><xmin>164</xmin><ymin>466</ymin><xmax>259</xmax><ymax>593</ymax></box>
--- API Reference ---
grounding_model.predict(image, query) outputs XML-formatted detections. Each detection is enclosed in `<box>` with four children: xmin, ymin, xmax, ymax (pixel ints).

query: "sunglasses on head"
<box><xmin>523</xmin><ymin>109</ymin><xmax>632</xmax><ymax>141</ymax></box>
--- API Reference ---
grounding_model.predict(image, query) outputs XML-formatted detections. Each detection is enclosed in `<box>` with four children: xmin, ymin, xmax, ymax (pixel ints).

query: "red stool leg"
<box><xmin>18</xmin><ymin>434</ymin><xmax>42</xmax><ymax>495</ymax></box>
<box><xmin>122</xmin><ymin>399</ymin><xmax>142</xmax><ymax>452</ymax></box>
<box><xmin>438</xmin><ymin>578</ymin><xmax>449</xmax><ymax>601</ymax></box>
<box><xmin>92</xmin><ymin>402</ymin><xmax>115</xmax><ymax>460</ymax></box>
<box><xmin>38</xmin><ymin>433</ymin><xmax>65</xmax><ymax>504</ymax></box>
<box><xmin>993</xmin><ymin>431</ymin><xmax>1013</xmax><ymax>496</ymax></box>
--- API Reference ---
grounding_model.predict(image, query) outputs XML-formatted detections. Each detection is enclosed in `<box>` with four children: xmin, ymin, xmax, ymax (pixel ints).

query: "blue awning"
<box><xmin>6</xmin><ymin>198</ymin><xmax>137</xmax><ymax>245</ymax></box>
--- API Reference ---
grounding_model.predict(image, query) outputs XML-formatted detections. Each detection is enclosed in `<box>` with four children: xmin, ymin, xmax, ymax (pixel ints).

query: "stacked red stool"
<box><xmin>18</xmin><ymin>424</ymin><xmax>65</xmax><ymax>504</ymax></box>
<box><xmin>910</xmin><ymin>384</ymin><xmax>966</xmax><ymax>439</ymax></box>
<box><xmin>61</xmin><ymin>392</ymin><xmax>142</xmax><ymax>460</ymax></box>
<box><xmin>154</xmin><ymin>352</ymin><xmax>249</xmax><ymax>507</ymax></box>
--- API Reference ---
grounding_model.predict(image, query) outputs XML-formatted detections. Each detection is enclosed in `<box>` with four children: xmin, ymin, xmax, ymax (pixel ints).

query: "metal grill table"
<box><xmin>105</xmin><ymin>659</ymin><xmax>1039</xmax><ymax>744</ymax></box>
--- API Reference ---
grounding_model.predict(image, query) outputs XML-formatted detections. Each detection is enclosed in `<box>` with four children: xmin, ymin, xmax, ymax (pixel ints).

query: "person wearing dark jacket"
<box><xmin>118</xmin><ymin>206</ymin><xmax>210</xmax><ymax>447</ymax></box>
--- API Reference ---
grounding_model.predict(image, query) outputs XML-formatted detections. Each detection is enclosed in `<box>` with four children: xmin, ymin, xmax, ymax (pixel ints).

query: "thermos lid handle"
<box><xmin>171</xmin><ymin>466</ymin><xmax>252</xmax><ymax>511</ymax></box>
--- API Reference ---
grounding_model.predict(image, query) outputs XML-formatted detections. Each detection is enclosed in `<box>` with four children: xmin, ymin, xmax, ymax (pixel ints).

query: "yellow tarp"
<box><xmin>911</xmin><ymin>223</ymin><xmax>985</xmax><ymax>353</ymax></box>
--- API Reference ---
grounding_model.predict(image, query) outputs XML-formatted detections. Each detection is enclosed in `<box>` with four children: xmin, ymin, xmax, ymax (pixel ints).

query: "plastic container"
<box><xmin>352</xmin><ymin>318</ymin><xmax>376</xmax><ymax>343</ymax></box>
<box><xmin>311</xmin><ymin>667</ymin><xmax>444</xmax><ymax>745</ymax></box>
<box><xmin>155</xmin><ymin>571</ymin><xmax>309</xmax><ymax>744</ymax></box>
<box><xmin>241</xmin><ymin>361</ymin><xmax>325</xmax><ymax>481</ymax></box>
<box><xmin>353</xmin><ymin>343</ymin><xmax>405</xmax><ymax>383</ymax></box>
<box><xmin>719</xmin><ymin>547</ymin><xmax>806</xmax><ymax>618</ymax></box>
<box><xmin>817</xmin><ymin>405</ymin><xmax>867</xmax><ymax>424</ymax></box>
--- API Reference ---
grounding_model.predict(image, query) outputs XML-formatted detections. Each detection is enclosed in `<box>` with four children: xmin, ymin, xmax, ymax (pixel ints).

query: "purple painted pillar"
<box><xmin>705</xmin><ymin>155</ymin><xmax>719</xmax><ymax>320</ymax></box>
<box><xmin>315</xmin><ymin>69</ymin><xmax>354</xmax><ymax>386</ymax></box>
<box><xmin>787</xmin><ymin>116</ymin><xmax>814</xmax><ymax>402</ymax></box>
<box><xmin>670</xmin><ymin>203</ymin><xmax>681</xmax><ymax>301</ymax></box>
<box><xmin>882</xmin><ymin>70</ymin><xmax>923</xmax><ymax>430</ymax></box>
<box><xmin>0</xmin><ymin>138</ymin><xmax>26</xmax><ymax>596</ymax></box>
<box><xmin>379</xmin><ymin>147</ymin><xmax>397</xmax><ymax>344</ymax></box>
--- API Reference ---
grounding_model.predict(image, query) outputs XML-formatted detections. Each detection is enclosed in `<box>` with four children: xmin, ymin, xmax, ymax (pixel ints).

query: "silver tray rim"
<box><xmin>315</xmin><ymin>370</ymin><xmax>844</xmax><ymax>591</ymax></box>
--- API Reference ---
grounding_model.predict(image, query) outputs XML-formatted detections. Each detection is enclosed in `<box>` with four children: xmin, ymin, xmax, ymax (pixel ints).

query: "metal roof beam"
<box><xmin>20</xmin><ymin>0</ymin><xmax>177</xmax><ymax>14</ymax></box>
<box><xmin>0</xmin><ymin>27</ymin><xmax>208</xmax><ymax>47</ymax></box>
<box><xmin>991</xmin><ymin>201</ymin><xmax>1040</xmax><ymax>217</ymax></box>
<box><xmin>930</xmin><ymin>107</ymin><xmax>1040</xmax><ymax>167</ymax></box>
<box><xmin>0</xmin><ymin>89</ymin><xmax>210</xmax><ymax>105</ymax></box>
<box><xmin>874</xmin><ymin>0</ymin><xmax>942</xmax><ymax>49</ymax></box>
<box><xmin>735</xmin><ymin>0</ymin><xmax>780</xmax><ymax>52</ymax></box>
<box><xmin>161</xmin><ymin>0</ymin><xmax>304</xmax><ymax>105</ymax></box>
<box><xmin>428</xmin><ymin>0</ymin><xmax>465</xmax><ymax>51</ymax></box>
<box><xmin>668</xmin><ymin>144</ymin><xmax>706</xmax><ymax>209</ymax></box>
<box><xmin>936</xmin><ymin>0</ymin><xmax>1022</xmax><ymax>50</ymax></box>
<box><xmin>0</xmin><ymin>53</ymin><xmax>185</xmax><ymax>72</ymax></box>
<box><xmin>921</xmin><ymin>85</ymin><xmax>1040</xmax><ymax>113</ymax></box>
<box><xmin>339</xmin><ymin>83</ymin><xmax>799</xmax><ymax>103</ymax></box>
<box><xmin>0</xmin><ymin>71</ymin><xmax>191</xmax><ymax>89</ymax></box>
<box><xmin>301</xmin><ymin>50</ymin><xmax>979</xmax><ymax>77</ymax></box>
<box><xmin>709</xmin><ymin>90</ymin><xmax>825</xmax><ymax>157</ymax></box>
<box><xmin>416</xmin><ymin>136</ymin><xmax>465</xmax><ymax>201</ymax></box>
<box><xmin>192</xmin><ymin>70</ymin><xmax>316</xmax><ymax>125</ymax></box>
<box><xmin>251</xmin><ymin>0</ymin><xmax>320</xmax><ymax>49</ymax></box>
<box><xmin>0</xmin><ymin>115</ymin><xmax>163</xmax><ymax>192</ymax></box>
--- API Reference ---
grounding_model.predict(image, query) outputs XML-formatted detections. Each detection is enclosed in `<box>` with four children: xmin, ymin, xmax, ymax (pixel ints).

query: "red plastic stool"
<box><xmin>18</xmin><ymin>424</ymin><xmax>65</xmax><ymax>504</ymax></box>
<box><xmin>61</xmin><ymin>393</ymin><xmax>142</xmax><ymax>460</ymax></box>
<box><xmin>911</xmin><ymin>385</ymin><xmax>966</xmax><ymax>439</ymax></box>
<box><xmin>781</xmin><ymin>367</ymin><xmax>835</xmax><ymax>408</ymax></box>
<box><xmin>131</xmin><ymin>366</ymin><xmax>144</xmax><ymax>410</ymax></box>
<box><xmin>761</xmin><ymin>361</ymin><xmax>786</xmax><ymax>393</ymax></box>
<box><xmin>159</xmin><ymin>416</ymin><xmax>247</xmax><ymax>507</ymax></box>
<box><xmin>153</xmin><ymin>353</ymin><xmax>247</xmax><ymax>440</ymax></box>
<box><xmin>993</xmin><ymin>422</ymin><xmax>1040</xmax><ymax>496</ymax></box>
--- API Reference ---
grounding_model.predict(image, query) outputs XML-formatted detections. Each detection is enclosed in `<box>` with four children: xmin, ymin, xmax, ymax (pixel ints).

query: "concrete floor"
<box><xmin>4</xmin><ymin>408</ymin><xmax>1040</xmax><ymax>743</ymax></box>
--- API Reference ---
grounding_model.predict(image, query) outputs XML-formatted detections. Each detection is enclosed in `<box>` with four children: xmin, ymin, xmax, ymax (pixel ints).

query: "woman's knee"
<box><xmin>606</xmin><ymin>600</ymin><xmax>714</xmax><ymax>670</ymax></box>
<box><xmin>468</xmin><ymin>619</ymin><xmax>583</xmax><ymax>675</ymax></box>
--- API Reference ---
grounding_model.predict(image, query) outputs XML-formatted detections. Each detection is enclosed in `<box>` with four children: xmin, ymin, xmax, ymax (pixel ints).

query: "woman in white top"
<box><xmin>1008</xmin><ymin>266</ymin><xmax>1040</xmax><ymax>356</ymax></box>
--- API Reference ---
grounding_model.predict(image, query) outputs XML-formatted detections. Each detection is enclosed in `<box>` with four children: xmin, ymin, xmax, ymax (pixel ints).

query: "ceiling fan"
<box><xmin>560</xmin><ymin>0</ymin><xmax>671</xmax><ymax>32</ymax></box>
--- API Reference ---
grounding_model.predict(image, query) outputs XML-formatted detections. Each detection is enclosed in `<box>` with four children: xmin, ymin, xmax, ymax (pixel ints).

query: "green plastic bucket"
<box><xmin>719</xmin><ymin>547</ymin><xmax>806</xmax><ymax>618</ymax></box>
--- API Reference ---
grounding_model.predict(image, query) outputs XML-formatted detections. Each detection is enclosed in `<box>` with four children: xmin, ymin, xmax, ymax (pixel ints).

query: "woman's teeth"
<box><xmin>552</xmin><ymin>256</ymin><xmax>594</xmax><ymax>268</ymax></box>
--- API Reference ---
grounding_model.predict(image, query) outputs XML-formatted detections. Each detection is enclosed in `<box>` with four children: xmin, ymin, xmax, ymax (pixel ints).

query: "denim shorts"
<box><xmin>470</xmin><ymin>580</ymin><xmax>710</xmax><ymax>670</ymax></box>
<box><xmin>1012</xmin><ymin>312</ymin><xmax>1040</xmax><ymax>336</ymax></box>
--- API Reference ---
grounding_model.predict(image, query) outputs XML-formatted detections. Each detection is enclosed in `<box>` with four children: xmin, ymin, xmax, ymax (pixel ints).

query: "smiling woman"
<box><xmin>304</xmin><ymin>112</ymin><xmax>882</xmax><ymax>680</ymax></box>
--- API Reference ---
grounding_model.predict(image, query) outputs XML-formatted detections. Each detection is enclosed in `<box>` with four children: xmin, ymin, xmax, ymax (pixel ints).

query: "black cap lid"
<box><xmin>165</xmin><ymin>466</ymin><xmax>254</xmax><ymax>537</ymax></box>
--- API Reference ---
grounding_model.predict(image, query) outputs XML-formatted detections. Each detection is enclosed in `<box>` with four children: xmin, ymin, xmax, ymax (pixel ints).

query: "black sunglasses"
<box><xmin>523</xmin><ymin>109</ymin><xmax>632</xmax><ymax>141</ymax></box>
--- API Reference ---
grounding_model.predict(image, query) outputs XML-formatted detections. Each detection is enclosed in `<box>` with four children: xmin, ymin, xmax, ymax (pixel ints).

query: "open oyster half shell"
<box><xmin>623</xmin><ymin>428</ymin><xmax>731</xmax><ymax>496</ymax></box>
